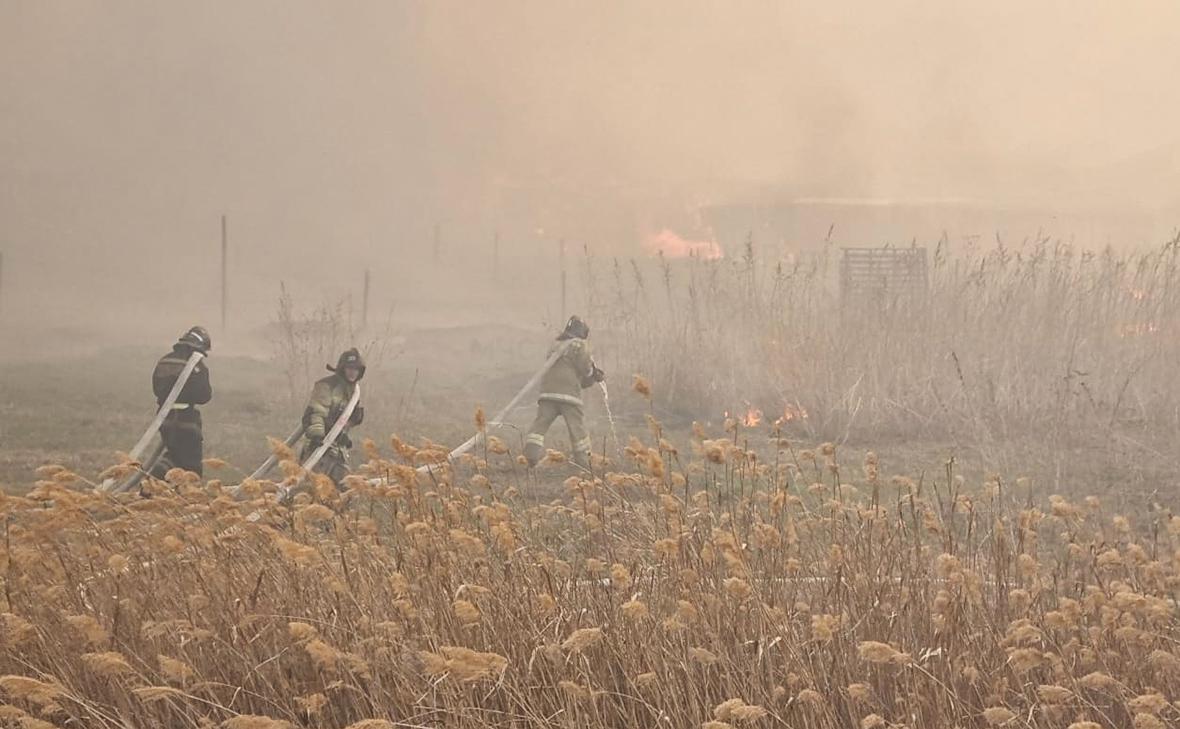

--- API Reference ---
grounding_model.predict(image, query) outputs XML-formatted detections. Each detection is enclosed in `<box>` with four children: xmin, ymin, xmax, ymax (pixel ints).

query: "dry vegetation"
<box><xmin>3</xmin><ymin>240</ymin><xmax>1180</xmax><ymax>728</ymax></box>
<box><xmin>594</xmin><ymin>235</ymin><xmax>1180</xmax><ymax>448</ymax></box>
<box><xmin>3</xmin><ymin>399</ymin><xmax>1180</xmax><ymax>728</ymax></box>
<box><xmin>270</xmin><ymin>286</ymin><xmax>400</xmax><ymax>406</ymax></box>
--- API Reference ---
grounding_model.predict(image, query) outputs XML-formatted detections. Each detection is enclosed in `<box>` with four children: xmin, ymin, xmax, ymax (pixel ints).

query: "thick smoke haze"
<box><xmin>2</xmin><ymin>1</ymin><xmax>1178</xmax><ymax>342</ymax></box>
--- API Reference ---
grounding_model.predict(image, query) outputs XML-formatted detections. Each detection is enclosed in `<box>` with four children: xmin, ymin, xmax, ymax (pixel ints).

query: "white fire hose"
<box><xmin>98</xmin><ymin>350</ymin><xmax>205</xmax><ymax>493</ymax></box>
<box><xmin>229</xmin><ymin>343</ymin><xmax>572</xmax><ymax>530</ymax></box>
<box><xmin>273</xmin><ymin>383</ymin><xmax>361</xmax><ymax>503</ymax></box>
<box><xmin>109</xmin><ymin>440</ymin><xmax>166</xmax><ymax>495</ymax></box>
<box><xmin>372</xmin><ymin>339</ymin><xmax>572</xmax><ymax>481</ymax></box>
<box><xmin>236</xmin><ymin>424</ymin><xmax>306</xmax><ymax>489</ymax></box>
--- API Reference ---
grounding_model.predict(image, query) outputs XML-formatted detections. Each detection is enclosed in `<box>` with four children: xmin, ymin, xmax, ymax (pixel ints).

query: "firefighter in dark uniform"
<box><xmin>301</xmin><ymin>348</ymin><xmax>366</xmax><ymax>487</ymax></box>
<box><xmin>150</xmin><ymin>326</ymin><xmax>213</xmax><ymax>479</ymax></box>
<box><xmin>524</xmin><ymin>315</ymin><xmax>605</xmax><ymax>469</ymax></box>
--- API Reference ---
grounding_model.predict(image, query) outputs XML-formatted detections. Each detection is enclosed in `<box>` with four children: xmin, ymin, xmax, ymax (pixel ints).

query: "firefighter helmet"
<box><xmin>178</xmin><ymin>326</ymin><xmax>212</xmax><ymax>354</ymax></box>
<box><xmin>559</xmin><ymin>315</ymin><xmax>590</xmax><ymax>340</ymax></box>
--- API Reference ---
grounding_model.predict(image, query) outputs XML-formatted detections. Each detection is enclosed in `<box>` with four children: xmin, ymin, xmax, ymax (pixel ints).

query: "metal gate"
<box><xmin>839</xmin><ymin>246</ymin><xmax>929</xmax><ymax>307</ymax></box>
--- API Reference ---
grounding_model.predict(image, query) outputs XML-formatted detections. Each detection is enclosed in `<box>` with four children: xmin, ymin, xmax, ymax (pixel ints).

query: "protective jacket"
<box><xmin>538</xmin><ymin>339</ymin><xmax>598</xmax><ymax>407</ymax></box>
<box><xmin>152</xmin><ymin>345</ymin><xmax>212</xmax><ymax>407</ymax></box>
<box><xmin>150</xmin><ymin>344</ymin><xmax>211</xmax><ymax>478</ymax></box>
<box><xmin>302</xmin><ymin>349</ymin><xmax>365</xmax><ymax>447</ymax></box>
<box><xmin>527</xmin><ymin>331</ymin><xmax>603</xmax><ymax>468</ymax></box>
<box><xmin>299</xmin><ymin>349</ymin><xmax>365</xmax><ymax>488</ymax></box>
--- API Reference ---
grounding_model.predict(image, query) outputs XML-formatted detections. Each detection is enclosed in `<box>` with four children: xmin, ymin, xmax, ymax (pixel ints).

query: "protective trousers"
<box><xmin>299</xmin><ymin>442</ymin><xmax>352</xmax><ymax>489</ymax></box>
<box><xmin>524</xmin><ymin>398</ymin><xmax>591</xmax><ymax>467</ymax></box>
<box><xmin>151</xmin><ymin>408</ymin><xmax>203</xmax><ymax>478</ymax></box>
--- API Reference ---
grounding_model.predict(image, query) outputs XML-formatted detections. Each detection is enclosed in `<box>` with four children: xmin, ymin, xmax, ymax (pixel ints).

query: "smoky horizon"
<box><xmin>2</xmin><ymin>1</ymin><xmax>1179</xmax><ymax>345</ymax></box>
<box><xmin>5</xmin><ymin>7</ymin><xmax>1180</xmax><ymax>722</ymax></box>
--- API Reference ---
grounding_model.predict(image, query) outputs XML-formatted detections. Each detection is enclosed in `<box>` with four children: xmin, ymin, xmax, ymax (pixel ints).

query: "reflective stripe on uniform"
<box><xmin>539</xmin><ymin>392</ymin><xmax>584</xmax><ymax>407</ymax></box>
<box><xmin>170</xmin><ymin>403</ymin><xmax>194</xmax><ymax>410</ymax></box>
<box><xmin>526</xmin><ymin>434</ymin><xmax>546</xmax><ymax>446</ymax></box>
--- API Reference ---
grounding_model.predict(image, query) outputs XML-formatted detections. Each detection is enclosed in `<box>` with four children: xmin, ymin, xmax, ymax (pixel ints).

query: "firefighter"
<box><xmin>524</xmin><ymin>315</ymin><xmax>605</xmax><ymax>469</ymax></box>
<box><xmin>150</xmin><ymin>326</ymin><xmax>213</xmax><ymax>479</ymax></box>
<box><xmin>300</xmin><ymin>347</ymin><xmax>366</xmax><ymax>487</ymax></box>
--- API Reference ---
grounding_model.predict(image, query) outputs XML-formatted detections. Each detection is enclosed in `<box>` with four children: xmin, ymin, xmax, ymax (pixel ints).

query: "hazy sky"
<box><xmin>2</xmin><ymin>1</ymin><xmax>1179</xmax><ymax>331</ymax></box>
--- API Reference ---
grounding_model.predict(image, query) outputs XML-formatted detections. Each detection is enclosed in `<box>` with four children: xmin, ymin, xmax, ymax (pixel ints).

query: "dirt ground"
<box><xmin>0</xmin><ymin>325</ymin><xmax>536</xmax><ymax>486</ymax></box>
<box><xmin>3</xmin><ymin>324</ymin><xmax>1178</xmax><ymax>514</ymax></box>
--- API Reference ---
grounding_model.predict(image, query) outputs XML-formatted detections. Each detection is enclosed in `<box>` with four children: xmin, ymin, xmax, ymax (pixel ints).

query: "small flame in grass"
<box><xmin>643</xmin><ymin>229</ymin><xmax>723</xmax><ymax>260</ymax></box>
<box><xmin>722</xmin><ymin>406</ymin><xmax>765</xmax><ymax>428</ymax></box>
<box><xmin>778</xmin><ymin>403</ymin><xmax>810</xmax><ymax>423</ymax></box>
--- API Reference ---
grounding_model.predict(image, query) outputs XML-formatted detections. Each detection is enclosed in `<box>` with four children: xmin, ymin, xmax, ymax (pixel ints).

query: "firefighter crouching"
<box><xmin>524</xmin><ymin>315</ymin><xmax>605</xmax><ymax>469</ymax></box>
<box><xmin>150</xmin><ymin>326</ymin><xmax>213</xmax><ymax>479</ymax></box>
<box><xmin>301</xmin><ymin>348</ymin><xmax>366</xmax><ymax>487</ymax></box>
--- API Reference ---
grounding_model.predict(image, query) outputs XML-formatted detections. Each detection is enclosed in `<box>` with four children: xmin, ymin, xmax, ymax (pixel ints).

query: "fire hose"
<box><xmin>234</xmin><ymin>340</ymin><xmax>570</xmax><ymax>512</ymax></box>
<box><xmin>73</xmin><ymin>341</ymin><xmax>570</xmax><ymax>548</ymax></box>
<box><xmin>98</xmin><ymin>350</ymin><xmax>206</xmax><ymax>493</ymax></box>
<box><xmin>236</xmin><ymin>386</ymin><xmax>359</xmax><ymax>521</ymax></box>
<box><xmin>240</xmin><ymin>341</ymin><xmax>571</xmax><ymax>500</ymax></box>
<box><xmin>109</xmin><ymin>440</ymin><xmax>166</xmax><ymax>495</ymax></box>
<box><xmin>244</xmin><ymin>424</ymin><xmax>306</xmax><ymax>482</ymax></box>
<box><xmin>274</xmin><ymin>383</ymin><xmax>361</xmax><ymax>503</ymax></box>
<box><xmin>374</xmin><ymin>339</ymin><xmax>572</xmax><ymax>480</ymax></box>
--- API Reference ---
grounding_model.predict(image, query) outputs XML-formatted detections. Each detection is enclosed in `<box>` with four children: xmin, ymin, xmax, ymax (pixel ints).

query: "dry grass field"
<box><xmin>3</xmin><ymin>410</ymin><xmax>1180</xmax><ymax>728</ymax></box>
<box><xmin>7</xmin><ymin>1</ymin><xmax>1180</xmax><ymax>725</ymax></box>
<box><xmin>3</xmin><ymin>239</ymin><xmax>1180</xmax><ymax>728</ymax></box>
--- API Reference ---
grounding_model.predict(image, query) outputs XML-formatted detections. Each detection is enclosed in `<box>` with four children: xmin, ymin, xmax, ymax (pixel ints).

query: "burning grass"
<box><xmin>592</xmin><ymin>235</ymin><xmax>1180</xmax><ymax>450</ymax></box>
<box><xmin>3</xmin><ymin>415</ymin><xmax>1180</xmax><ymax>728</ymax></box>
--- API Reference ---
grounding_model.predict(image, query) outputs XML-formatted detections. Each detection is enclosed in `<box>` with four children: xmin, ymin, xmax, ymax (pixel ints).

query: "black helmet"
<box><xmin>328</xmin><ymin>347</ymin><xmax>366</xmax><ymax>379</ymax></box>
<box><xmin>178</xmin><ymin>326</ymin><xmax>212</xmax><ymax>354</ymax></box>
<box><xmin>559</xmin><ymin>315</ymin><xmax>590</xmax><ymax>340</ymax></box>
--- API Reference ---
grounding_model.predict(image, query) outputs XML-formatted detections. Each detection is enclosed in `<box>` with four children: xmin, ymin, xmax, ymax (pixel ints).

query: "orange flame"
<box><xmin>643</xmin><ymin>229</ymin><xmax>723</xmax><ymax>260</ymax></box>
<box><xmin>778</xmin><ymin>403</ymin><xmax>810</xmax><ymax>423</ymax></box>
<box><xmin>723</xmin><ymin>406</ymin><xmax>765</xmax><ymax>428</ymax></box>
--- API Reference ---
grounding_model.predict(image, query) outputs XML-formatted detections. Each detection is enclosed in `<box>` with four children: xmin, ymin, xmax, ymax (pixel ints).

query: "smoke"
<box><xmin>1</xmin><ymin>1</ymin><xmax>1178</xmax><ymax>339</ymax></box>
